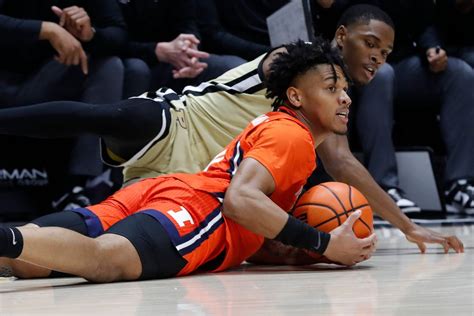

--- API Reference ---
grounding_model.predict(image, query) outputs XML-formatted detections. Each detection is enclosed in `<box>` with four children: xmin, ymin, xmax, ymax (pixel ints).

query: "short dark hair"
<box><xmin>265</xmin><ymin>38</ymin><xmax>349</xmax><ymax>107</ymax></box>
<box><xmin>337</xmin><ymin>4</ymin><xmax>394</xmax><ymax>30</ymax></box>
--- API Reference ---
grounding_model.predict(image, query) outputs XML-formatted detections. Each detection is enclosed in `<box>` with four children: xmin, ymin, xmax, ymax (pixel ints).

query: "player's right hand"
<box><xmin>40</xmin><ymin>21</ymin><xmax>88</xmax><ymax>75</ymax></box>
<box><xmin>323</xmin><ymin>210</ymin><xmax>377</xmax><ymax>266</ymax></box>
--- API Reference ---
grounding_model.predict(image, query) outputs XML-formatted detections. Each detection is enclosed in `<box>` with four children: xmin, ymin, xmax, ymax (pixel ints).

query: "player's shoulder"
<box><xmin>250</xmin><ymin>112</ymin><xmax>313</xmax><ymax>144</ymax></box>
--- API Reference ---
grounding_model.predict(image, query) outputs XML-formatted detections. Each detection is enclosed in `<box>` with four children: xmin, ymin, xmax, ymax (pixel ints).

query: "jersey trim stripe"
<box><xmin>70</xmin><ymin>208</ymin><xmax>105</xmax><ymax>238</ymax></box>
<box><xmin>225</xmin><ymin>69</ymin><xmax>259</xmax><ymax>87</ymax></box>
<box><xmin>182</xmin><ymin>71</ymin><xmax>264</xmax><ymax>97</ymax></box>
<box><xmin>108</xmin><ymin>104</ymin><xmax>171</xmax><ymax>167</ymax></box>
<box><xmin>141</xmin><ymin>207</ymin><xmax>224</xmax><ymax>256</ymax></box>
<box><xmin>227</xmin><ymin>141</ymin><xmax>244</xmax><ymax>178</ymax></box>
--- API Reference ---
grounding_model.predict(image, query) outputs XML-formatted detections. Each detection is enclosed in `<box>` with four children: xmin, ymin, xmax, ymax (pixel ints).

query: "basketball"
<box><xmin>293</xmin><ymin>182</ymin><xmax>373</xmax><ymax>238</ymax></box>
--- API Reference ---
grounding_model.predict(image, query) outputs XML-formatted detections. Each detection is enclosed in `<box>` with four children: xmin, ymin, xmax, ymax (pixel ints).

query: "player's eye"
<box><xmin>365</xmin><ymin>40</ymin><xmax>375</xmax><ymax>48</ymax></box>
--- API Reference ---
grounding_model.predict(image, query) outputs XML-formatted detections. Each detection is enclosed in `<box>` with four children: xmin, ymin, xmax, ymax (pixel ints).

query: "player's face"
<box><xmin>289</xmin><ymin>64</ymin><xmax>351</xmax><ymax>136</ymax></box>
<box><xmin>335</xmin><ymin>19</ymin><xmax>394</xmax><ymax>85</ymax></box>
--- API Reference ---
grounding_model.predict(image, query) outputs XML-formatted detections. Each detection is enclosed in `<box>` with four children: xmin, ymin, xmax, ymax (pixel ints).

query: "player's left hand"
<box><xmin>52</xmin><ymin>6</ymin><xmax>95</xmax><ymax>42</ymax></box>
<box><xmin>404</xmin><ymin>224</ymin><xmax>464</xmax><ymax>253</ymax></box>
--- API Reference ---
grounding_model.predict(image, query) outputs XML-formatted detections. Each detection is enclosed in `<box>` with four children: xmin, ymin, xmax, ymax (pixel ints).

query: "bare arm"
<box><xmin>247</xmin><ymin>238</ymin><xmax>330</xmax><ymax>265</ymax></box>
<box><xmin>223</xmin><ymin>158</ymin><xmax>294</xmax><ymax>238</ymax></box>
<box><xmin>317</xmin><ymin>133</ymin><xmax>464</xmax><ymax>253</ymax></box>
<box><xmin>224</xmin><ymin>157</ymin><xmax>376</xmax><ymax>266</ymax></box>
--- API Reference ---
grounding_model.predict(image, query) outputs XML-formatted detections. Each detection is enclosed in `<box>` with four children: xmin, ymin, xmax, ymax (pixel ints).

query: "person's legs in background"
<box><xmin>355</xmin><ymin>63</ymin><xmax>420</xmax><ymax>213</ymax></box>
<box><xmin>123</xmin><ymin>58</ymin><xmax>151</xmax><ymax>98</ymax></box>
<box><xmin>455</xmin><ymin>46</ymin><xmax>474</xmax><ymax>68</ymax></box>
<box><xmin>4</xmin><ymin>57</ymin><xmax>125</xmax><ymax>210</ymax></box>
<box><xmin>394</xmin><ymin>55</ymin><xmax>474</xmax><ymax>214</ymax></box>
<box><xmin>64</xmin><ymin>56</ymin><xmax>125</xmax><ymax>209</ymax></box>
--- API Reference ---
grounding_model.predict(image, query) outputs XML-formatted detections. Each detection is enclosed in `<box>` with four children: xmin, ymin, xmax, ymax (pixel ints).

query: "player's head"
<box><xmin>265</xmin><ymin>39</ymin><xmax>351</xmax><ymax>136</ymax></box>
<box><xmin>334</xmin><ymin>4</ymin><xmax>394</xmax><ymax>85</ymax></box>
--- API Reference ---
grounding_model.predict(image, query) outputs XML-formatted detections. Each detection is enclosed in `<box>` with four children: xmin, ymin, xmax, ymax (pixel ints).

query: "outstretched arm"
<box><xmin>317</xmin><ymin>133</ymin><xmax>464</xmax><ymax>253</ymax></box>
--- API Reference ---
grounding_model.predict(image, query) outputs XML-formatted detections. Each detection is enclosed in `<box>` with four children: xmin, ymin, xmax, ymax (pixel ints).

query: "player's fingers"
<box><xmin>185</xmin><ymin>48</ymin><xmax>210</xmax><ymax>59</ymax></box>
<box><xmin>65</xmin><ymin>15</ymin><xmax>75</xmax><ymax>30</ymax></box>
<box><xmin>75</xmin><ymin>16</ymin><xmax>90</xmax><ymax>28</ymax></box>
<box><xmin>172</xmin><ymin>67</ymin><xmax>191</xmax><ymax>78</ymax></box>
<box><xmin>181</xmin><ymin>39</ymin><xmax>192</xmax><ymax>51</ymax></box>
<box><xmin>447</xmin><ymin>236</ymin><xmax>464</xmax><ymax>253</ymax></box>
<box><xmin>63</xmin><ymin>6</ymin><xmax>80</xmax><ymax>14</ymax></box>
<box><xmin>416</xmin><ymin>241</ymin><xmax>427</xmax><ymax>254</ymax></box>
<box><xmin>184</xmin><ymin>58</ymin><xmax>208</xmax><ymax>69</ymax></box>
<box><xmin>71</xmin><ymin>12</ymin><xmax>87</xmax><ymax>27</ymax></box>
<box><xmin>442</xmin><ymin>241</ymin><xmax>450</xmax><ymax>254</ymax></box>
<box><xmin>193</xmin><ymin>61</ymin><xmax>208</xmax><ymax>69</ymax></box>
<box><xmin>179</xmin><ymin>33</ymin><xmax>200</xmax><ymax>45</ymax></box>
<box><xmin>51</xmin><ymin>6</ymin><xmax>63</xmax><ymax>18</ymax></box>
<box><xmin>79</xmin><ymin>50</ymin><xmax>88</xmax><ymax>75</ymax></box>
<box><xmin>343</xmin><ymin>209</ymin><xmax>362</xmax><ymax>227</ymax></box>
<box><xmin>59</xmin><ymin>12</ymin><xmax>67</xmax><ymax>27</ymax></box>
<box><xmin>70</xmin><ymin>10</ymin><xmax>86</xmax><ymax>19</ymax></box>
<box><xmin>358</xmin><ymin>232</ymin><xmax>377</xmax><ymax>248</ymax></box>
<box><xmin>71</xmin><ymin>52</ymin><xmax>80</xmax><ymax>66</ymax></box>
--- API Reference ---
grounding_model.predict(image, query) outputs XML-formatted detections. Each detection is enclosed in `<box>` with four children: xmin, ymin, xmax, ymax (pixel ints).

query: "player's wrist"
<box><xmin>39</xmin><ymin>21</ymin><xmax>59</xmax><ymax>41</ymax></box>
<box><xmin>274</xmin><ymin>215</ymin><xmax>331</xmax><ymax>255</ymax></box>
<box><xmin>155</xmin><ymin>42</ymin><xmax>168</xmax><ymax>62</ymax></box>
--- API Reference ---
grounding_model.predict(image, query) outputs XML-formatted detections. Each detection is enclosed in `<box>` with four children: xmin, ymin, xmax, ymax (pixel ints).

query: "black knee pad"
<box><xmin>31</xmin><ymin>211</ymin><xmax>88</xmax><ymax>235</ymax></box>
<box><xmin>105</xmin><ymin>213</ymin><xmax>187</xmax><ymax>280</ymax></box>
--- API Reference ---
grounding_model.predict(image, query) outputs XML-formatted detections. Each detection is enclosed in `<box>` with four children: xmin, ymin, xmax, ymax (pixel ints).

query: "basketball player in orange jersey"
<box><xmin>0</xmin><ymin>40</ymin><xmax>378</xmax><ymax>281</ymax></box>
<box><xmin>0</xmin><ymin>5</ymin><xmax>462</xmax><ymax>258</ymax></box>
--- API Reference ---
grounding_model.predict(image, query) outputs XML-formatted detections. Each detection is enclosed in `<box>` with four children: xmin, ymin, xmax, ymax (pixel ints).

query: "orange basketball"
<box><xmin>292</xmin><ymin>182</ymin><xmax>373</xmax><ymax>238</ymax></box>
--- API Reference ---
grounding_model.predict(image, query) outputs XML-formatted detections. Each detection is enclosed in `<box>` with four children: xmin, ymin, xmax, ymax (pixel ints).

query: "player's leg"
<box><xmin>0</xmin><ymin>177</ymin><xmax>152</xmax><ymax>278</ymax></box>
<box><xmin>0</xmin><ymin>97</ymin><xmax>168</xmax><ymax>160</ymax></box>
<box><xmin>103</xmin><ymin>213</ymin><xmax>188</xmax><ymax>280</ymax></box>
<box><xmin>0</xmin><ymin>211</ymin><xmax>89</xmax><ymax>278</ymax></box>
<box><xmin>0</xmin><ymin>225</ymin><xmax>141</xmax><ymax>283</ymax></box>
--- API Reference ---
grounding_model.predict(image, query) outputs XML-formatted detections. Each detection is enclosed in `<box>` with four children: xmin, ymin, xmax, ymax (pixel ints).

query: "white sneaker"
<box><xmin>387</xmin><ymin>188</ymin><xmax>421</xmax><ymax>213</ymax></box>
<box><xmin>445</xmin><ymin>179</ymin><xmax>474</xmax><ymax>215</ymax></box>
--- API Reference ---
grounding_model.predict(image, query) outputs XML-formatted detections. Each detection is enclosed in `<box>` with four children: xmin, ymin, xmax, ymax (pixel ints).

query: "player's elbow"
<box><xmin>222</xmin><ymin>185</ymin><xmax>253</xmax><ymax>223</ymax></box>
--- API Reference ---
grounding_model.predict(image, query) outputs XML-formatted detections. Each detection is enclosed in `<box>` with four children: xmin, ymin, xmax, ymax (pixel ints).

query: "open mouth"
<box><xmin>336</xmin><ymin>110</ymin><xmax>349</xmax><ymax>120</ymax></box>
<box><xmin>364</xmin><ymin>65</ymin><xmax>376</xmax><ymax>78</ymax></box>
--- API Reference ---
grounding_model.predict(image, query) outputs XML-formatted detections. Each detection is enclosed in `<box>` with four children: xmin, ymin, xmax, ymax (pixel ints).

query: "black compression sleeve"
<box><xmin>274</xmin><ymin>215</ymin><xmax>331</xmax><ymax>255</ymax></box>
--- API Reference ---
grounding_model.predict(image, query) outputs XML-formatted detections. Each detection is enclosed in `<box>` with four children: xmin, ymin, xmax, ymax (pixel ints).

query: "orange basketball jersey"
<box><xmin>85</xmin><ymin>107</ymin><xmax>317</xmax><ymax>275</ymax></box>
<box><xmin>167</xmin><ymin>107</ymin><xmax>317</xmax><ymax>271</ymax></box>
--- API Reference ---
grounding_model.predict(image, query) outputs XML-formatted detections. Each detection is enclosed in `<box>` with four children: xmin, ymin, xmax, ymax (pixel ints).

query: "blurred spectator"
<box><xmin>436</xmin><ymin>0</ymin><xmax>474</xmax><ymax>67</ymax></box>
<box><xmin>310</xmin><ymin>0</ymin><xmax>351</xmax><ymax>40</ymax></box>
<box><xmin>119</xmin><ymin>0</ymin><xmax>244</xmax><ymax>92</ymax></box>
<box><xmin>197</xmin><ymin>0</ymin><xmax>273</xmax><ymax>61</ymax></box>
<box><xmin>0</xmin><ymin>0</ymin><xmax>127</xmax><ymax>209</ymax></box>
<box><xmin>354</xmin><ymin>0</ymin><xmax>474</xmax><ymax>214</ymax></box>
<box><xmin>197</xmin><ymin>0</ymin><xmax>350</xmax><ymax>61</ymax></box>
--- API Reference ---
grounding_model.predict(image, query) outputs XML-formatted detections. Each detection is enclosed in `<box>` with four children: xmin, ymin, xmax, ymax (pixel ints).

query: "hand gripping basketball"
<box><xmin>323</xmin><ymin>210</ymin><xmax>377</xmax><ymax>266</ymax></box>
<box><xmin>292</xmin><ymin>182</ymin><xmax>376</xmax><ymax>265</ymax></box>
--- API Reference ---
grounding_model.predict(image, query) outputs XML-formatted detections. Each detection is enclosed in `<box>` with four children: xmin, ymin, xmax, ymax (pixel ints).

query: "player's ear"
<box><xmin>286</xmin><ymin>87</ymin><xmax>302</xmax><ymax>108</ymax></box>
<box><xmin>335</xmin><ymin>25</ymin><xmax>347</xmax><ymax>49</ymax></box>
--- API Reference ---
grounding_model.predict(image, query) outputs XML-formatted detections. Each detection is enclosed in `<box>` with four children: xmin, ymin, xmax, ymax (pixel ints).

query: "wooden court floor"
<box><xmin>0</xmin><ymin>225</ymin><xmax>473</xmax><ymax>315</ymax></box>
